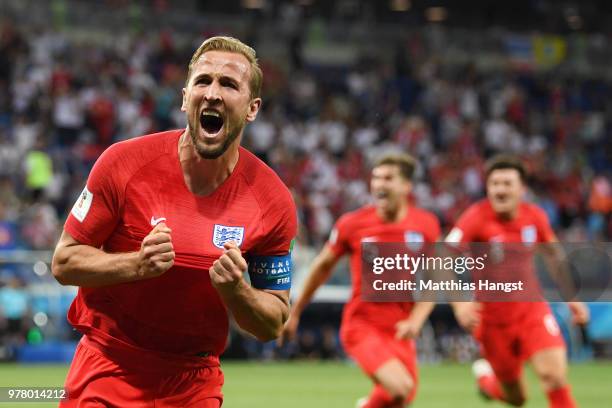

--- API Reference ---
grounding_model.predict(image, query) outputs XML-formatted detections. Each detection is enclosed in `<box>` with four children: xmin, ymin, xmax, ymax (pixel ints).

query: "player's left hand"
<box><xmin>209</xmin><ymin>241</ymin><xmax>248</xmax><ymax>294</ymax></box>
<box><xmin>395</xmin><ymin>318</ymin><xmax>423</xmax><ymax>340</ymax></box>
<box><xmin>568</xmin><ymin>301</ymin><xmax>589</xmax><ymax>325</ymax></box>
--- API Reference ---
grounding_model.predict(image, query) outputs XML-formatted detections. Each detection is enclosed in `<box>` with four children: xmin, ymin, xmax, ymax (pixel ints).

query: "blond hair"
<box><xmin>374</xmin><ymin>153</ymin><xmax>417</xmax><ymax>180</ymax></box>
<box><xmin>186</xmin><ymin>36</ymin><xmax>263</xmax><ymax>98</ymax></box>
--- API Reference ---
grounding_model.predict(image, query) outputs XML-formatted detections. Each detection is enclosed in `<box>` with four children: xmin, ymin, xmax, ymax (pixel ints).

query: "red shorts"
<box><xmin>340</xmin><ymin>320</ymin><xmax>418</xmax><ymax>402</ymax></box>
<box><xmin>475</xmin><ymin>308</ymin><xmax>565</xmax><ymax>383</ymax></box>
<box><xmin>60</xmin><ymin>336</ymin><xmax>224</xmax><ymax>407</ymax></box>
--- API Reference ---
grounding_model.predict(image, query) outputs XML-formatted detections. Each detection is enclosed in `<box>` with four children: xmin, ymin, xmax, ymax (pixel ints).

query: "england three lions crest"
<box><xmin>521</xmin><ymin>225</ymin><xmax>537</xmax><ymax>246</ymax></box>
<box><xmin>405</xmin><ymin>231</ymin><xmax>424</xmax><ymax>251</ymax></box>
<box><xmin>213</xmin><ymin>224</ymin><xmax>245</xmax><ymax>249</ymax></box>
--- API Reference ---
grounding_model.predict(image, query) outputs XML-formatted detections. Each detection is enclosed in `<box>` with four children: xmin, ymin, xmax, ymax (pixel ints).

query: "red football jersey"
<box><xmin>327</xmin><ymin>205</ymin><xmax>440</xmax><ymax>333</ymax></box>
<box><xmin>64</xmin><ymin>130</ymin><xmax>297</xmax><ymax>356</ymax></box>
<box><xmin>446</xmin><ymin>199</ymin><xmax>555</xmax><ymax>324</ymax></box>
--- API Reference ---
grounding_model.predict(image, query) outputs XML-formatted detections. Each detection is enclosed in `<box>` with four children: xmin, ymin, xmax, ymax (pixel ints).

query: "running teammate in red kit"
<box><xmin>446</xmin><ymin>155</ymin><xmax>589</xmax><ymax>408</ymax></box>
<box><xmin>52</xmin><ymin>36</ymin><xmax>297</xmax><ymax>407</ymax></box>
<box><xmin>281</xmin><ymin>154</ymin><xmax>440</xmax><ymax>408</ymax></box>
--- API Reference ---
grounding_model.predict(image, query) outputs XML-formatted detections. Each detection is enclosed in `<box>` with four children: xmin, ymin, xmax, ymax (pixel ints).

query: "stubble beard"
<box><xmin>188</xmin><ymin>116</ymin><xmax>245</xmax><ymax>159</ymax></box>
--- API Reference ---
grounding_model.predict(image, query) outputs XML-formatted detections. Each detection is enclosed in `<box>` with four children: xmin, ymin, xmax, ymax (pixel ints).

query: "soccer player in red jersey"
<box><xmin>446</xmin><ymin>155</ymin><xmax>589</xmax><ymax>408</ymax></box>
<box><xmin>280</xmin><ymin>154</ymin><xmax>440</xmax><ymax>408</ymax></box>
<box><xmin>51</xmin><ymin>36</ymin><xmax>297</xmax><ymax>407</ymax></box>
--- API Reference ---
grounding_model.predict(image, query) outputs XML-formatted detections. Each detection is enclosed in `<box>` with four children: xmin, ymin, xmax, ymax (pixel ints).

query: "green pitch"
<box><xmin>0</xmin><ymin>361</ymin><xmax>610</xmax><ymax>407</ymax></box>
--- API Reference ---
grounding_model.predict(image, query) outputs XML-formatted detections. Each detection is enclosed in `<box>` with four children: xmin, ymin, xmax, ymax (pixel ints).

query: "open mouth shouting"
<box><xmin>375</xmin><ymin>191</ymin><xmax>390</xmax><ymax>200</ymax></box>
<box><xmin>374</xmin><ymin>190</ymin><xmax>392</xmax><ymax>205</ymax></box>
<box><xmin>189</xmin><ymin>106</ymin><xmax>239</xmax><ymax>159</ymax></box>
<box><xmin>200</xmin><ymin>109</ymin><xmax>225</xmax><ymax>137</ymax></box>
<box><xmin>494</xmin><ymin>194</ymin><xmax>508</xmax><ymax>204</ymax></box>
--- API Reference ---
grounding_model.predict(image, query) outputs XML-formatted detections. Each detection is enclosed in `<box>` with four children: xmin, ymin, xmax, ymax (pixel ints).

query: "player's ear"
<box><xmin>245</xmin><ymin>97</ymin><xmax>262</xmax><ymax>122</ymax></box>
<box><xmin>403</xmin><ymin>180</ymin><xmax>413</xmax><ymax>195</ymax></box>
<box><xmin>181</xmin><ymin>88</ymin><xmax>187</xmax><ymax>112</ymax></box>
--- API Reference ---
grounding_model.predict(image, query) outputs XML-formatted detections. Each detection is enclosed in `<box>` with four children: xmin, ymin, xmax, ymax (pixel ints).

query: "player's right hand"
<box><xmin>453</xmin><ymin>302</ymin><xmax>481</xmax><ymax>332</ymax></box>
<box><xmin>136</xmin><ymin>222</ymin><xmax>175</xmax><ymax>279</ymax></box>
<box><xmin>568</xmin><ymin>301</ymin><xmax>590</xmax><ymax>325</ymax></box>
<box><xmin>395</xmin><ymin>318</ymin><xmax>423</xmax><ymax>340</ymax></box>
<box><xmin>277</xmin><ymin>314</ymin><xmax>300</xmax><ymax>347</ymax></box>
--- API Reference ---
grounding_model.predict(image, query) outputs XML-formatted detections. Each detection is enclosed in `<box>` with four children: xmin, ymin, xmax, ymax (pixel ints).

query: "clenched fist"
<box><xmin>395</xmin><ymin>318</ymin><xmax>423</xmax><ymax>340</ymax></box>
<box><xmin>568</xmin><ymin>301</ymin><xmax>589</xmax><ymax>325</ymax></box>
<box><xmin>136</xmin><ymin>222</ymin><xmax>175</xmax><ymax>279</ymax></box>
<box><xmin>209</xmin><ymin>241</ymin><xmax>248</xmax><ymax>294</ymax></box>
<box><xmin>453</xmin><ymin>302</ymin><xmax>481</xmax><ymax>332</ymax></box>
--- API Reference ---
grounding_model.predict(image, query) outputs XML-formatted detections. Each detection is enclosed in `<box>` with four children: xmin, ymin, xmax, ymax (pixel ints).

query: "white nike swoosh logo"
<box><xmin>150</xmin><ymin>216</ymin><xmax>167</xmax><ymax>226</ymax></box>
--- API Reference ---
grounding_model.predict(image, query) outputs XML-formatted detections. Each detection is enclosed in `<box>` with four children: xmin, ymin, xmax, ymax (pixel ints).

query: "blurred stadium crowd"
<box><xmin>0</xmin><ymin>0</ymin><xmax>610</xmax><ymax>361</ymax></box>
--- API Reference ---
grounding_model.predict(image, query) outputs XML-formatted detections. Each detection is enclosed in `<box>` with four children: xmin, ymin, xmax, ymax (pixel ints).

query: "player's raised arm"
<box><xmin>279</xmin><ymin>245</ymin><xmax>340</xmax><ymax>345</ymax></box>
<box><xmin>52</xmin><ymin>222</ymin><xmax>175</xmax><ymax>287</ymax></box>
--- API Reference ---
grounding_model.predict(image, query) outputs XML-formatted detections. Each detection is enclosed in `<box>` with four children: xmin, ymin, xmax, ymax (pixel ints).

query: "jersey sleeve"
<box><xmin>251</xmin><ymin>191</ymin><xmax>298</xmax><ymax>256</ymax></box>
<box><xmin>326</xmin><ymin>214</ymin><xmax>352</xmax><ymax>257</ymax></box>
<box><xmin>248</xmin><ymin>186</ymin><xmax>298</xmax><ymax>290</ymax></box>
<box><xmin>533</xmin><ymin>205</ymin><xmax>556</xmax><ymax>243</ymax></box>
<box><xmin>445</xmin><ymin>205</ymin><xmax>480</xmax><ymax>244</ymax></box>
<box><xmin>64</xmin><ymin>145</ymin><xmax>126</xmax><ymax>248</ymax></box>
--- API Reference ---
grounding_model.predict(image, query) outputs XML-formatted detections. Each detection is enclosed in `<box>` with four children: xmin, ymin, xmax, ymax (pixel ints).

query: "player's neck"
<box><xmin>496</xmin><ymin>207</ymin><xmax>518</xmax><ymax>221</ymax></box>
<box><xmin>377</xmin><ymin>202</ymin><xmax>408</xmax><ymax>223</ymax></box>
<box><xmin>178</xmin><ymin>131</ymin><xmax>240</xmax><ymax>196</ymax></box>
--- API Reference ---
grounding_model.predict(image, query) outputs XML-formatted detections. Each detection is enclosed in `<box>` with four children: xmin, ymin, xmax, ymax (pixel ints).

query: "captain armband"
<box><xmin>247</xmin><ymin>254</ymin><xmax>292</xmax><ymax>290</ymax></box>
